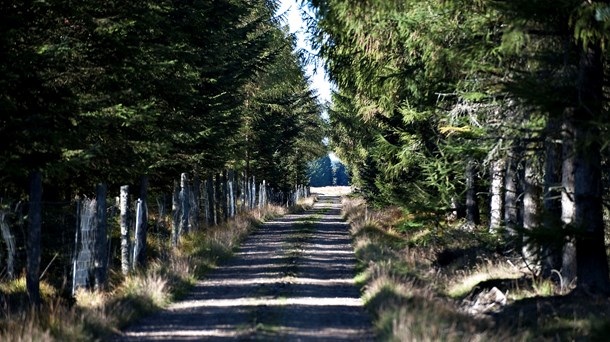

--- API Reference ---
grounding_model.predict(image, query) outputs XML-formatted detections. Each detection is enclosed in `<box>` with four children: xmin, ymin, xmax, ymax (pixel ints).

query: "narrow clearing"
<box><xmin>118</xmin><ymin>195</ymin><xmax>374</xmax><ymax>341</ymax></box>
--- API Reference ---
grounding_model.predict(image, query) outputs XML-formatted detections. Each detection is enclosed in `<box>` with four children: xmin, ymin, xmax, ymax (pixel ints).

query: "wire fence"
<box><xmin>0</xmin><ymin>171</ymin><xmax>310</xmax><ymax>295</ymax></box>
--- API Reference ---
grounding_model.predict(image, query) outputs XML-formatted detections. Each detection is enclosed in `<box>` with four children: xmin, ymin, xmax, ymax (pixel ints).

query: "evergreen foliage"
<box><xmin>0</xmin><ymin>0</ymin><xmax>325</xmax><ymax>199</ymax></box>
<box><xmin>307</xmin><ymin>0</ymin><xmax>610</xmax><ymax>293</ymax></box>
<box><xmin>308</xmin><ymin>155</ymin><xmax>334</xmax><ymax>186</ymax></box>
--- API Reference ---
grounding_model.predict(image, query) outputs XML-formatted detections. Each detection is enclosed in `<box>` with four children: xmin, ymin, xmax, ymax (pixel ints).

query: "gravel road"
<box><xmin>116</xmin><ymin>195</ymin><xmax>374</xmax><ymax>341</ymax></box>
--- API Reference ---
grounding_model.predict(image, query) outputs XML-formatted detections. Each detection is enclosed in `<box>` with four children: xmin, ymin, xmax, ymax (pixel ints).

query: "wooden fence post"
<box><xmin>172</xmin><ymin>180</ymin><xmax>180</xmax><ymax>246</ymax></box>
<box><xmin>94</xmin><ymin>183</ymin><xmax>108</xmax><ymax>289</ymax></box>
<box><xmin>228</xmin><ymin>170</ymin><xmax>235</xmax><ymax>218</ymax></box>
<box><xmin>215</xmin><ymin>173</ymin><xmax>222</xmax><ymax>223</ymax></box>
<box><xmin>134</xmin><ymin>177</ymin><xmax>148</xmax><ymax>268</ymax></box>
<box><xmin>133</xmin><ymin>199</ymin><xmax>144</xmax><ymax>269</ymax></box>
<box><xmin>250</xmin><ymin>177</ymin><xmax>256</xmax><ymax>210</ymax></box>
<box><xmin>222</xmin><ymin>170</ymin><xmax>228</xmax><ymax>222</ymax></box>
<box><xmin>0</xmin><ymin>209</ymin><xmax>16</xmax><ymax>280</ymax></box>
<box><xmin>26</xmin><ymin>171</ymin><xmax>42</xmax><ymax>307</ymax></box>
<box><xmin>180</xmin><ymin>173</ymin><xmax>190</xmax><ymax>235</ymax></box>
<box><xmin>192</xmin><ymin>173</ymin><xmax>200</xmax><ymax>231</ymax></box>
<box><xmin>206</xmin><ymin>175</ymin><xmax>215</xmax><ymax>226</ymax></box>
<box><xmin>119</xmin><ymin>185</ymin><xmax>130</xmax><ymax>275</ymax></box>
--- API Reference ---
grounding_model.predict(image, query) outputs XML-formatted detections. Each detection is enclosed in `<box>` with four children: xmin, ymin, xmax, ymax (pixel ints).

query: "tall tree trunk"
<box><xmin>522</xmin><ymin>143</ymin><xmax>542</xmax><ymax>271</ymax></box>
<box><xmin>26</xmin><ymin>171</ymin><xmax>42</xmax><ymax>307</ymax></box>
<box><xmin>465</xmin><ymin>159</ymin><xmax>480</xmax><ymax>227</ymax></box>
<box><xmin>562</xmin><ymin>42</ymin><xmax>610</xmax><ymax>294</ymax></box>
<box><xmin>561</xmin><ymin>114</ymin><xmax>578</xmax><ymax>287</ymax></box>
<box><xmin>489</xmin><ymin>157</ymin><xmax>506</xmax><ymax>232</ymax></box>
<box><xmin>119</xmin><ymin>185</ymin><xmax>130</xmax><ymax>275</ymax></box>
<box><xmin>504</xmin><ymin>146</ymin><xmax>520</xmax><ymax>238</ymax></box>
<box><xmin>94</xmin><ymin>183</ymin><xmax>108</xmax><ymax>290</ymax></box>
<box><xmin>541</xmin><ymin>116</ymin><xmax>563</xmax><ymax>278</ymax></box>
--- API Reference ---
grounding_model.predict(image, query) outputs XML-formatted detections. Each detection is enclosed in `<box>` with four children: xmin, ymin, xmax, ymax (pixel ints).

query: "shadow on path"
<box><xmin>117</xmin><ymin>195</ymin><xmax>374</xmax><ymax>341</ymax></box>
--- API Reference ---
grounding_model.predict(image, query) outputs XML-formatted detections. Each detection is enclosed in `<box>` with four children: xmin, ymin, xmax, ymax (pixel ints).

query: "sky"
<box><xmin>276</xmin><ymin>0</ymin><xmax>332</xmax><ymax>105</ymax></box>
<box><xmin>276</xmin><ymin>1</ymin><xmax>340</xmax><ymax>162</ymax></box>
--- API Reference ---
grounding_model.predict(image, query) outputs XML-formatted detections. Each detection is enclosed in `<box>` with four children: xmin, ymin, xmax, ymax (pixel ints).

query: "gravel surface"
<box><xmin>116</xmin><ymin>195</ymin><xmax>374</xmax><ymax>341</ymax></box>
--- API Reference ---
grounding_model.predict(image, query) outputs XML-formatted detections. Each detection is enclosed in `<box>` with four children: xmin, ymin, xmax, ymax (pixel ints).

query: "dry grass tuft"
<box><xmin>445</xmin><ymin>261</ymin><xmax>523</xmax><ymax>299</ymax></box>
<box><xmin>0</xmin><ymin>199</ymin><xmax>305</xmax><ymax>341</ymax></box>
<box><xmin>343</xmin><ymin>197</ymin><xmax>530</xmax><ymax>341</ymax></box>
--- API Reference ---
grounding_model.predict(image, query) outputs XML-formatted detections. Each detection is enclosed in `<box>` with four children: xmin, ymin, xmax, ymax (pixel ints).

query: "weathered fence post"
<box><xmin>26</xmin><ymin>171</ymin><xmax>42</xmax><ymax>306</ymax></box>
<box><xmin>192</xmin><ymin>173</ymin><xmax>200</xmax><ymax>231</ymax></box>
<box><xmin>215</xmin><ymin>173</ymin><xmax>222</xmax><ymax>223</ymax></box>
<box><xmin>172</xmin><ymin>181</ymin><xmax>180</xmax><ymax>246</ymax></box>
<box><xmin>133</xmin><ymin>199</ymin><xmax>144</xmax><ymax>269</ymax></box>
<box><xmin>155</xmin><ymin>196</ymin><xmax>166</xmax><ymax>234</ymax></box>
<box><xmin>180</xmin><ymin>173</ymin><xmax>190</xmax><ymax>235</ymax></box>
<box><xmin>206</xmin><ymin>175</ymin><xmax>215</xmax><ymax>226</ymax></box>
<box><xmin>250</xmin><ymin>177</ymin><xmax>256</xmax><ymax>210</ymax></box>
<box><xmin>94</xmin><ymin>183</ymin><xmax>108</xmax><ymax>289</ymax></box>
<box><xmin>134</xmin><ymin>177</ymin><xmax>148</xmax><ymax>268</ymax></box>
<box><xmin>72</xmin><ymin>198</ymin><xmax>81</xmax><ymax>294</ymax></box>
<box><xmin>241</xmin><ymin>172</ymin><xmax>247</xmax><ymax>212</ymax></box>
<box><xmin>119</xmin><ymin>185</ymin><xmax>130</xmax><ymax>275</ymax></box>
<box><xmin>73</xmin><ymin>198</ymin><xmax>96</xmax><ymax>293</ymax></box>
<box><xmin>0</xmin><ymin>209</ymin><xmax>16</xmax><ymax>280</ymax></box>
<box><xmin>228</xmin><ymin>170</ymin><xmax>235</xmax><ymax>218</ymax></box>
<box><xmin>222</xmin><ymin>170</ymin><xmax>229</xmax><ymax>222</ymax></box>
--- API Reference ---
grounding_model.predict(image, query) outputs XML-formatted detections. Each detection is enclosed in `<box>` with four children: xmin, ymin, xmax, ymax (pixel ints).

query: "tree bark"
<box><xmin>561</xmin><ymin>115</ymin><xmax>578</xmax><ymax>287</ymax></box>
<box><xmin>541</xmin><ymin>116</ymin><xmax>563</xmax><ymax>278</ymax></box>
<box><xmin>504</xmin><ymin>146</ymin><xmax>520</xmax><ymax>237</ymax></box>
<box><xmin>522</xmin><ymin>144</ymin><xmax>542</xmax><ymax>271</ymax></box>
<box><xmin>489</xmin><ymin>157</ymin><xmax>506</xmax><ymax>232</ymax></box>
<box><xmin>561</xmin><ymin>42</ymin><xmax>610</xmax><ymax>294</ymax></box>
<box><xmin>465</xmin><ymin>159</ymin><xmax>480</xmax><ymax>227</ymax></box>
<box><xmin>26</xmin><ymin>171</ymin><xmax>42</xmax><ymax>307</ymax></box>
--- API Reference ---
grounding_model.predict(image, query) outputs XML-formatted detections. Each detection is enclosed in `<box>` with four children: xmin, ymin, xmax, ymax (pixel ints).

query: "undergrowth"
<box><xmin>344</xmin><ymin>197</ymin><xmax>610</xmax><ymax>341</ymax></box>
<box><xmin>0</xmin><ymin>199</ymin><xmax>312</xmax><ymax>341</ymax></box>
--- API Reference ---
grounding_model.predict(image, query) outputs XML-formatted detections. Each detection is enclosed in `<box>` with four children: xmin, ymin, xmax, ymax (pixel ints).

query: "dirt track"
<box><xmin>117</xmin><ymin>194</ymin><xmax>374</xmax><ymax>341</ymax></box>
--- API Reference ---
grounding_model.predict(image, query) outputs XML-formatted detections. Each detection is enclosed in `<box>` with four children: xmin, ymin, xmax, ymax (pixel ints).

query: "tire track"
<box><xmin>117</xmin><ymin>195</ymin><xmax>374</xmax><ymax>341</ymax></box>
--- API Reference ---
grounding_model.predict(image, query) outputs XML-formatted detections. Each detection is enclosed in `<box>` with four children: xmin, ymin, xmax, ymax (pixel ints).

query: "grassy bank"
<box><xmin>343</xmin><ymin>197</ymin><xmax>610</xmax><ymax>341</ymax></box>
<box><xmin>0</xmin><ymin>199</ymin><xmax>316</xmax><ymax>341</ymax></box>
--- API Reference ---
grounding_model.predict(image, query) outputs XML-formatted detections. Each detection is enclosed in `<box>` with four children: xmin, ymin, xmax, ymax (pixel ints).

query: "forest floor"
<box><xmin>340</xmin><ymin>195</ymin><xmax>610</xmax><ymax>341</ymax></box>
<box><xmin>117</xmin><ymin>192</ymin><xmax>374</xmax><ymax>341</ymax></box>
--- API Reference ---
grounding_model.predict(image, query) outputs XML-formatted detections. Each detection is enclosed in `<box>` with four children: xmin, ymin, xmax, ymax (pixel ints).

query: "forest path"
<box><xmin>117</xmin><ymin>195</ymin><xmax>374</xmax><ymax>341</ymax></box>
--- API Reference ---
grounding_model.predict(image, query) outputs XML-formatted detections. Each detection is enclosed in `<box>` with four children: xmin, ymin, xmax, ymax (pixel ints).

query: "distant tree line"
<box><xmin>308</xmin><ymin>155</ymin><xmax>350</xmax><ymax>187</ymax></box>
<box><xmin>308</xmin><ymin>0</ymin><xmax>610</xmax><ymax>294</ymax></box>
